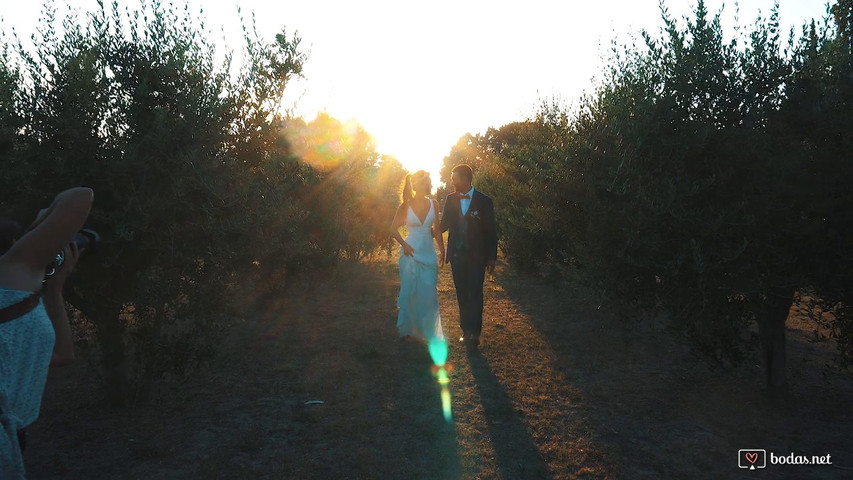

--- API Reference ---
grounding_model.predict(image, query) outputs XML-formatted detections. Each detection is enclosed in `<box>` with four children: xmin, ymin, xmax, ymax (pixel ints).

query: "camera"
<box><xmin>71</xmin><ymin>228</ymin><xmax>100</xmax><ymax>252</ymax></box>
<box><xmin>45</xmin><ymin>228</ymin><xmax>101</xmax><ymax>277</ymax></box>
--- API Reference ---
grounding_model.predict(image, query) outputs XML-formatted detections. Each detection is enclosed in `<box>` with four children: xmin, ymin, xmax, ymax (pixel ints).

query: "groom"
<box><xmin>440</xmin><ymin>164</ymin><xmax>497</xmax><ymax>347</ymax></box>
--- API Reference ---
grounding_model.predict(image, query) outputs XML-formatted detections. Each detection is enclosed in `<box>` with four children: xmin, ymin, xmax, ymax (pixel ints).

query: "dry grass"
<box><xmin>24</xmin><ymin>253</ymin><xmax>853</xmax><ymax>479</ymax></box>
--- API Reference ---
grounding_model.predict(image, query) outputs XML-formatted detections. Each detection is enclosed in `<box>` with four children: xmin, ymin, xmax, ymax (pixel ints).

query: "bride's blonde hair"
<box><xmin>401</xmin><ymin>170</ymin><xmax>432</xmax><ymax>204</ymax></box>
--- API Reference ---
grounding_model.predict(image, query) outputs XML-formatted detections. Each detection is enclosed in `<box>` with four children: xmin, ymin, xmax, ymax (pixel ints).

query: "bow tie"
<box><xmin>460</xmin><ymin>194</ymin><xmax>471</xmax><ymax>199</ymax></box>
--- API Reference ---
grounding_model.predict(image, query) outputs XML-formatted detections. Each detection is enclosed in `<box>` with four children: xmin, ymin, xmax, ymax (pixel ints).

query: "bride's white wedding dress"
<box><xmin>397</xmin><ymin>200</ymin><xmax>445</xmax><ymax>342</ymax></box>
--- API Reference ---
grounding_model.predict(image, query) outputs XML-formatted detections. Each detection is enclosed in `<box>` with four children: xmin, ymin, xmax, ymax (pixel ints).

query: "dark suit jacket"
<box><xmin>440</xmin><ymin>190</ymin><xmax>498</xmax><ymax>266</ymax></box>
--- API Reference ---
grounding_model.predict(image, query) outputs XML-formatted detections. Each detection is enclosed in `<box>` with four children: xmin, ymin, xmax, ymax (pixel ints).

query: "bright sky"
<box><xmin>1</xmin><ymin>0</ymin><xmax>832</xmax><ymax>184</ymax></box>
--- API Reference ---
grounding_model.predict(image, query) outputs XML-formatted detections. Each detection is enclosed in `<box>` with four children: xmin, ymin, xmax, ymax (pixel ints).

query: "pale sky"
<box><xmin>1</xmin><ymin>0</ymin><xmax>832</xmax><ymax>184</ymax></box>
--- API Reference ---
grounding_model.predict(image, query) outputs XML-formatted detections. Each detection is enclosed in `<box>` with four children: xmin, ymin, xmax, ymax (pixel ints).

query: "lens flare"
<box><xmin>429</xmin><ymin>339</ymin><xmax>452</xmax><ymax>422</ymax></box>
<box><xmin>428</xmin><ymin>338</ymin><xmax>448</xmax><ymax>366</ymax></box>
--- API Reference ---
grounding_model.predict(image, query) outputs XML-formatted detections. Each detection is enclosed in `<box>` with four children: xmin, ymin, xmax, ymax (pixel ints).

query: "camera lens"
<box><xmin>73</xmin><ymin>228</ymin><xmax>100</xmax><ymax>253</ymax></box>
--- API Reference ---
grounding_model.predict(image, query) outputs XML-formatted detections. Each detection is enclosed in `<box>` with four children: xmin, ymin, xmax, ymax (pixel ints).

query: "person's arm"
<box><xmin>11</xmin><ymin>187</ymin><xmax>93</xmax><ymax>273</ymax></box>
<box><xmin>439</xmin><ymin>195</ymin><xmax>452</xmax><ymax>233</ymax></box>
<box><xmin>484</xmin><ymin>197</ymin><xmax>497</xmax><ymax>274</ymax></box>
<box><xmin>44</xmin><ymin>242</ymin><xmax>81</xmax><ymax>366</ymax></box>
<box><xmin>432</xmin><ymin>199</ymin><xmax>445</xmax><ymax>267</ymax></box>
<box><xmin>390</xmin><ymin>204</ymin><xmax>414</xmax><ymax>257</ymax></box>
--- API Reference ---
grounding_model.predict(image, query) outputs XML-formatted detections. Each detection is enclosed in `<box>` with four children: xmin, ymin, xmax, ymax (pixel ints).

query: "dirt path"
<box><xmin>24</xmin><ymin>254</ymin><xmax>853</xmax><ymax>479</ymax></box>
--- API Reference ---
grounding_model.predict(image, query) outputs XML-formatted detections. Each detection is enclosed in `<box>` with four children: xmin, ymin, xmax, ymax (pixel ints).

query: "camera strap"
<box><xmin>0</xmin><ymin>291</ymin><xmax>42</xmax><ymax>325</ymax></box>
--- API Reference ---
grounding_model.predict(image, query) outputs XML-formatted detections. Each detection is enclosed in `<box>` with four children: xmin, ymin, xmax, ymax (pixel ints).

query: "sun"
<box><xmin>369</xmin><ymin>120</ymin><xmax>448</xmax><ymax>188</ymax></box>
<box><xmin>283</xmin><ymin>49</ymin><xmax>458</xmax><ymax>188</ymax></box>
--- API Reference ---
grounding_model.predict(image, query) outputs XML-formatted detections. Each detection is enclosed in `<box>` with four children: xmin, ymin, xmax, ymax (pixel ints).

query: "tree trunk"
<box><xmin>755</xmin><ymin>286</ymin><xmax>795</xmax><ymax>393</ymax></box>
<box><xmin>68</xmin><ymin>276</ymin><xmax>129</xmax><ymax>407</ymax></box>
<box><xmin>96</xmin><ymin>307</ymin><xmax>129</xmax><ymax>407</ymax></box>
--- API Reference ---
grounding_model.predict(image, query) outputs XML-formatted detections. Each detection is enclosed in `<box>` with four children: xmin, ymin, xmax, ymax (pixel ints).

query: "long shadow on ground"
<box><xmin>27</xmin><ymin>259</ymin><xmax>462</xmax><ymax>479</ymax></box>
<box><xmin>464</xmin><ymin>345</ymin><xmax>551</xmax><ymax>479</ymax></box>
<box><xmin>495</xmin><ymin>267</ymin><xmax>853</xmax><ymax>479</ymax></box>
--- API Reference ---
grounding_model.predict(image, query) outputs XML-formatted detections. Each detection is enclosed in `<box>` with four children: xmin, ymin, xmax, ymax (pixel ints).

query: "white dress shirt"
<box><xmin>460</xmin><ymin>187</ymin><xmax>475</xmax><ymax>216</ymax></box>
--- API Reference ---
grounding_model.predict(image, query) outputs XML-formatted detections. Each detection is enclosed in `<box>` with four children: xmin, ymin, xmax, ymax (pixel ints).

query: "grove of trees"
<box><xmin>2</xmin><ymin>0</ymin><xmax>850</xmax><ymax>404</ymax></box>
<box><xmin>0</xmin><ymin>0</ymin><xmax>406</xmax><ymax>404</ymax></box>
<box><xmin>442</xmin><ymin>0</ymin><xmax>853</xmax><ymax>391</ymax></box>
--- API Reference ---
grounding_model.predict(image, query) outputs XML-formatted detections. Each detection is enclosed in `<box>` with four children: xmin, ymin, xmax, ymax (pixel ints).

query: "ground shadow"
<box><xmin>495</xmin><ymin>266</ymin><xmax>853</xmax><ymax>478</ymax></box>
<box><xmin>465</xmin><ymin>345</ymin><xmax>551</xmax><ymax>480</ymax></box>
<box><xmin>26</xmin><ymin>259</ymin><xmax>464</xmax><ymax>479</ymax></box>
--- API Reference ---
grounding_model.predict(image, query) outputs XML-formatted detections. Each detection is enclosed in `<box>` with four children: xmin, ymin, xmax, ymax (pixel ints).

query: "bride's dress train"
<box><xmin>397</xmin><ymin>200</ymin><xmax>445</xmax><ymax>342</ymax></box>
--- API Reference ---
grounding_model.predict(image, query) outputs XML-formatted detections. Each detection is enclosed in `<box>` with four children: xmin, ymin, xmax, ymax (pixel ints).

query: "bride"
<box><xmin>390</xmin><ymin>170</ymin><xmax>445</xmax><ymax>343</ymax></box>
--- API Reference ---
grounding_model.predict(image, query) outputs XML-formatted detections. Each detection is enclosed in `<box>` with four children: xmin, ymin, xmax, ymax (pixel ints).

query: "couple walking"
<box><xmin>390</xmin><ymin>164</ymin><xmax>497</xmax><ymax>347</ymax></box>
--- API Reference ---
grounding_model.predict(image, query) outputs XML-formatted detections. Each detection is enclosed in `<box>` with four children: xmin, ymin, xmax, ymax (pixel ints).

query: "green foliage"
<box><xmin>778</xmin><ymin>0</ymin><xmax>853</xmax><ymax>368</ymax></box>
<box><xmin>0</xmin><ymin>0</ymin><xmax>401</xmax><ymax>403</ymax></box>
<box><xmin>442</xmin><ymin>0</ymin><xmax>852</xmax><ymax>370</ymax></box>
<box><xmin>284</xmin><ymin>113</ymin><xmax>406</xmax><ymax>260</ymax></box>
<box><xmin>0</xmin><ymin>38</ymin><xmax>25</xmax><ymax>188</ymax></box>
<box><xmin>570</xmin><ymin>0</ymin><xmax>802</xmax><ymax>365</ymax></box>
<box><xmin>442</xmin><ymin>101</ymin><xmax>583</xmax><ymax>278</ymax></box>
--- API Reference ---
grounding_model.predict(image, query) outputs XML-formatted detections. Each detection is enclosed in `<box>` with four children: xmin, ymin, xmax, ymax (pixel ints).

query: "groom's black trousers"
<box><xmin>450</xmin><ymin>255</ymin><xmax>486</xmax><ymax>338</ymax></box>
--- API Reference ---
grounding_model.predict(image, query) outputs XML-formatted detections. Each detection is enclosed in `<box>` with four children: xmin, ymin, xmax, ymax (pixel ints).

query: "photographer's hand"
<box><xmin>44</xmin><ymin>242</ymin><xmax>82</xmax><ymax>366</ymax></box>
<box><xmin>50</xmin><ymin>242</ymin><xmax>83</xmax><ymax>287</ymax></box>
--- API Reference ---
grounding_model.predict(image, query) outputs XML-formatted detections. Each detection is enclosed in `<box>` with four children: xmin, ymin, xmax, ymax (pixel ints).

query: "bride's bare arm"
<box><xmin>389</xmin><ymin>204</ymin><xmax>414</xmax><ymax>256</ymax></box>
<box><xmin>432</xmin><ymin>200</ymin><xmax>445</xmax><ymax>266</ymax></box>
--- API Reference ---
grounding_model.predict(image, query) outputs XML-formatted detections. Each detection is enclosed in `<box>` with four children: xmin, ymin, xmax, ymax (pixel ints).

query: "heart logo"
<box><xmin>745</xmin><ymin>452</ymin><xmax>758</xmax><ymax>464</ymax></box>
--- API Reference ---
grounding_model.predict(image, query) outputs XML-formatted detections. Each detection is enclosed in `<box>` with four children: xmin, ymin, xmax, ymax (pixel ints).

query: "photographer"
<box><xmin>0</xmin><ymin>187</ymin><xmax>93</xmax><ymax>478</ymax></box>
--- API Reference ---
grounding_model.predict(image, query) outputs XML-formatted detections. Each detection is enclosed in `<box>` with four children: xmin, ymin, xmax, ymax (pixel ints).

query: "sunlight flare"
<box><xmin>429</xmin><ymin>338</ymin><xmax>452</xmax><ymax>422</ymax></box>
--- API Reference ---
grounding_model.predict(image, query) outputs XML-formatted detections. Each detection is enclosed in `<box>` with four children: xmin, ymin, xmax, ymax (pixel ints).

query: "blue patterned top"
<box><xmin>0</xmin><ymin>288</ymin><xmax>55</xmax><ymax>428</ymax></box>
